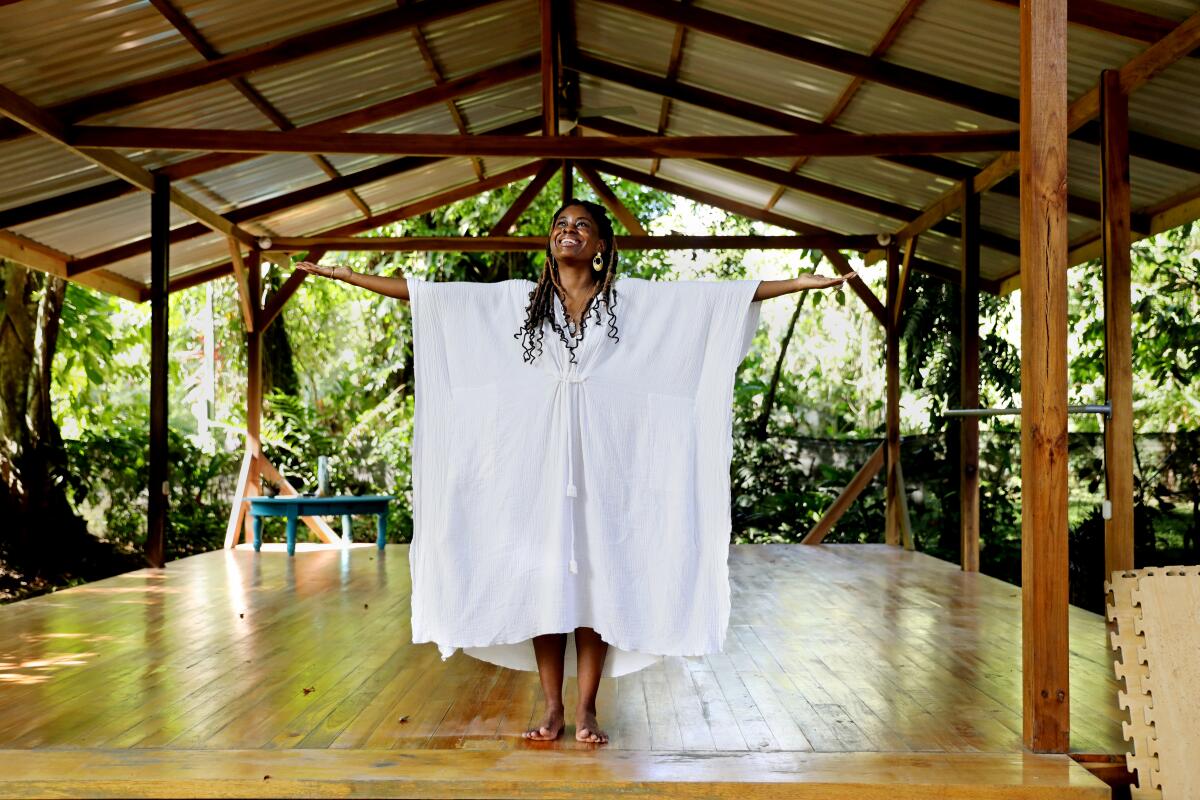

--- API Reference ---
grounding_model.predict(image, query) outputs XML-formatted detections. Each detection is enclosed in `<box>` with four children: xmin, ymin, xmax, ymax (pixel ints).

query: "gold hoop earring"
<box><xmin>592</xmin><ymin>252</ymin><xmax>604</xmax><ymax>272</ymax></box>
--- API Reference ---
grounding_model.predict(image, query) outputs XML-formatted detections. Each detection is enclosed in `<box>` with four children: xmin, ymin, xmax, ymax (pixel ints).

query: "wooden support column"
<box><xmin>1020</xmin><ymin>0</ymin><xmax>1071</xmax><ymax>753</ymax></box>
<box><xmin>1101</xmin><ymin>68</ymin><xmax>1134</xmax><ymax>579</ymax></box>
<box><xmin>885</xmin><ymin>243</ymin><xmax>901</xmax><ymax>547</ymax></box>
<box><xmin>961</xmin><ymin>185</ymin><xmax>981</xmax><ymax>572</ymax></box>
<box><xmin>242</xmin><ymin>249</ymin><xmax>264</xmax><ymax>544</ymax></box>
<box><xmin>561</xmin><ymin>159</ymin><xmax>573</xmax><ymax>205</ymax></box>
<box><xmin>146</xmin><ymin>173</ymin><xmax>170</xmax><ymax>568</ymax></box>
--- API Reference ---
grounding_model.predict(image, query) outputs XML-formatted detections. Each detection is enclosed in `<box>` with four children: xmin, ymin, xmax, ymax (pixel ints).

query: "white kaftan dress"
<box><xmin>407</xmin><ymin>274</ymin><xmax>762</xmax><ymax>677</ymax></box>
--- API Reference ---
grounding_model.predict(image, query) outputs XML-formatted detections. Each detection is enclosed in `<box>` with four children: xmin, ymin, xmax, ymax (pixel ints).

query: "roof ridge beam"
<box><xmin>0</xmin><ymin>0</ymin><xmax>505</xmax><ymax>143</ymax></box>
<box><xmin>68</xmin><ymin>126</ymin><xmax>1021</xmax><ymax>158</ymax></box>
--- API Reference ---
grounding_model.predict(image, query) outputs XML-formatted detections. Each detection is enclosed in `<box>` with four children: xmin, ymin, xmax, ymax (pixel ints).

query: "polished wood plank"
<box><xmin>0</xmin><ymin>542</ymin><xmax>1125</xmax><ymax>791</ymax></box>
<box><xmin>0</xmin><ymin>748</ymin><xmax>1109</xmax><ymax>798</ymax></box>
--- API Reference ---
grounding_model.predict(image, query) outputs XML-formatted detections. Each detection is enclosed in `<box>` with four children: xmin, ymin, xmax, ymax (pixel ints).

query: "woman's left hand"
<box><xmin>815</xmin><ymin>271</ymin><xmax>857</xmax><ymax>289</ymax></box>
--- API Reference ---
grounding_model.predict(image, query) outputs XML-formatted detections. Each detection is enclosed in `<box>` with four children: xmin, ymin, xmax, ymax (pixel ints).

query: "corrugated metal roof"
<box><xmin>0</xmin><ymin>0</ymin><xmax>1198</xmax><ymax>296</ymax></box>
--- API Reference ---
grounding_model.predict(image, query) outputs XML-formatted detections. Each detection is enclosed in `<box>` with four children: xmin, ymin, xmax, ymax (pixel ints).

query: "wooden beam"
<box><xmin>0</xmin><ymin>0</ymin><xmax>504</xmax><ymax>142</ymax></box>
<box><xmin>1020</xmin><ymin>0</ymin><xmax>1071</xmax><ymax>754</ymax></box>
<box><xmin>801</xmin><ymin>444</ymin><xmax>885</xmax><ymax>545</ymax></box>
<box><xmin>986</xmin><ymin>0</ymin><xmax>1198</xmax><ymax>57</ymax></box>
<box><xmin>604</xmin><ymin>0</ymin><xmax>1018</xmax><ymax>120</ymax></box>
<box><xmin>69</xmin><ymin>126</ymin><xmax>1021</xmax><ymax>158</ymax></box>
<box><xmin>0</xmin><ymin>59</ymin><xmax>540</xmax><ymax>230</ymax></box>
<box><xmin>893</xmin><ymin>235</ymin><xmax>918</xmax><ymax>327</ymax></box>
<box><xmin>961</xmin><ymin>186</ymin><xmax>981</xmax><ymax>574</ymax></box>
<box><xmin>603</xmin><ymin>0</ymin><xmax>1200</xmax><ymax>173</ymax></box>
<box><xmin>490</xmin><ymin>162</ymin><xmax>558</xmax><ymax>235</ymax></box>
<box><xmin>895</xmin><ymin>458</ymin><xmax>915</xmax><ymax>551</ymax></box>
<box><xmin>69</xmin><ymin>121</ymin><xmax>542</xmax><ymax>275</ymax></box>
<box><xmin>575</xmin><ymin>163</ymin><xmax>648</xmax><ymax>235</ymax></box>
<box><xmin>407</xmin><ymin>16</ymin><xmax>484</xmax><ymax>182</ymax></box>
<box><xmin>146</xmin><ymin>174</ymin><xmax>170</xmax><ymax>569</ymax></box>
<box><xmin>224</xmin><ymin>450</ymin><xmax>256</xmax><ymax>548</ymax></box>
<box><xmin>898</xmin><ymin>7</ymin><xmax>1200</xmax><ymax>251</ymax></box>
<box><xmin>168</xmin><ymin>162</ymin><xmax>546</xmax><ymax>294</ymax></box>
<box><xmin>541</xmin><ymin>0</ymin><xmax>559</xmax><ymax>137</ymax></box>
<box><xmin>582</xmin><ymin>115</ymin><xmax>1024</xmax><ymax>256</ymax></box>
<box><xmin>1101</xmin><ymin>68</ymin><xmax>1134</xmax><ymax>579</ymax></box>
<box><xmin>149</xmin><ymin>0</ymin><xmax>373</xmax><ymax>219</ymax></box>
<box><xmin>227</xmin><ymin>239</ymin><xmax>256</xmax><ymax>333</ymax></box>
<box><xmin>589</xmin><ymin>158</ymin><xmax>828</xmax><ymax>236</ymax></box>
<box><xmin>823</xmin><ymin>248</ymin><xmax>887</xmax><ymax>328</ymax></box>
<box><xmin>245</xmin><ymin>249</ymin><xmax>263</xmax><ymax>459</ymax></box>
<box><xmin>0</xmin><ymin>82</ymin><xmax>254</xmax><ymax>246</ymax></box>
<box><xmin>885</xmin><ymin>244</ymin><xmax>901</xmax><ymax>547</ymax></box>
<box><xmin>650</xmin><ymin>1</ymin><xmax>691</xmax><ymax>177</ymax></box>
<box><xmin>259</xmin><ymin>234</ymin><xmax>876</xmax><ymax>251</ymax></box>
<box><xmin>766</xmin><ymin>0</ymin><xmax>927</xmax><ymax>212</ymax></box>
<box><xmin>259</xmin><ymin>250</ymin><xmax>323</xmax><ymax>332</ymax></box>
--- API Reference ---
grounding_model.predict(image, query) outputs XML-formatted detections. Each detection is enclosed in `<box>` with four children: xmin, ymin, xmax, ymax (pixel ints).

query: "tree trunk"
<box><xmin>754</xmin><ymin>292</ymin><xmax>805</xmax><ymax>441</ymax></box>
<box><xmin>1</xmin><ymin>260</ymin><xmax>138</xmax><ymax>599</ymax></box>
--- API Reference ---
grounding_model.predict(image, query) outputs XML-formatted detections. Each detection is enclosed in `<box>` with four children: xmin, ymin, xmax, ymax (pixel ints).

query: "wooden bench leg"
<box><xmin>376</xmin><ymin>512</ymin><xmax>387</xmax><ymax>550</ymax></box>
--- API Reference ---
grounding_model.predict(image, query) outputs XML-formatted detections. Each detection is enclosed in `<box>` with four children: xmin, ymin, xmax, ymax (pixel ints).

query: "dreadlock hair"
<box><xmin>513</xmin><ymin>199</ymin><xmax>622</xmax><ymax>365</ymax></box>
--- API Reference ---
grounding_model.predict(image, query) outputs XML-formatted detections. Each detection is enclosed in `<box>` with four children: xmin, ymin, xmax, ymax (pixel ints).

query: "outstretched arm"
<box><xmin>295</xmin><ymin>261</ymin><xmax>409</xmax><ymax>302</ymax></box>
<box><xmin>752</xmin><ymin>270</ymin><xmax>858</xmax><ymax>301</ymax></box>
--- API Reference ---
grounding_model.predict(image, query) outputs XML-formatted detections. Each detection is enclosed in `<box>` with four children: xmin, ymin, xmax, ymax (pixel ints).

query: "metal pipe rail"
<box><xmin>943</xmin><ymin>404</ymin><xmax>1112</xmax><ymax>418</ymax></box>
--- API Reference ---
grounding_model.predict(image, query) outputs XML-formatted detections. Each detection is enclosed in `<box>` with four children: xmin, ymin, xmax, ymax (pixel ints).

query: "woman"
<box><xmin>297</xmin><ymin>200</ymin><xmax>855</xmax><ymax>744</ymax></box>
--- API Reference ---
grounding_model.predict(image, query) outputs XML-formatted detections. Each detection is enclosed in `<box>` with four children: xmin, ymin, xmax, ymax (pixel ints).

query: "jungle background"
<box><xmin>2</xmin><ymin>174</ymin><xmax>1197</xmax><ymax>613</ymax></box>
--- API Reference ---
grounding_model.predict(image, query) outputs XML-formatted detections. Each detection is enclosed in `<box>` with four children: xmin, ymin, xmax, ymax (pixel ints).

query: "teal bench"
<box><xmin>244</xmin><ymin>495</ymin><xmax>394</xmax><ymax>556</ymax></box>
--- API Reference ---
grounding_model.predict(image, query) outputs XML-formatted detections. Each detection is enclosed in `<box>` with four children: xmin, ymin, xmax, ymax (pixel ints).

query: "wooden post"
<box><xmin>961</xmin><ymin>185</ymin><xmax>981</xmax><ymax>572</ymax></box>
<box><xmin>146</xmin><ymin>173</ymin><xmax>170</xmax><ymax>568</ymax></box>
<box><xmin>1101</xmin><ymin>68</ymin><xmax>1135</xmax><ymax>579</ymax></box>
<box><xmin>1020</xmin><ymin>0</ymin><xmax>1071</xmax><ymax>753</ymax></box>
<box><xmin>885</xmin><ymin>243</ymin><xmax>901</xmax><ymax>547</ymax></box>
<box><xmin>562</xmin><ymin>159</ymin><xmax>573</xmax><ymax>205</ymax></box>
<box><xmin>246</xmin><ymin>249</ymin><xmax>263</xmax><ymax>462</ymax></box>
<box><xmin>540</xmin><ymin>0</ymin><xmax>558</xmax><ymax>138</ymax></box>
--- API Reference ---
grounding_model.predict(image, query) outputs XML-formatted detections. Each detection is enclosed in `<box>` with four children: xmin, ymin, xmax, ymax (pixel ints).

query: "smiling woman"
<box><xmin>293</xmin><ymin>200</ymin><xmax>855</xmax><ymax>745</ymax></box>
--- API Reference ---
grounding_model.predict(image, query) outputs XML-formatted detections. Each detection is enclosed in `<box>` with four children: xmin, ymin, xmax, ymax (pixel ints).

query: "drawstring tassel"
<box><xmin>569</xmin><ymin>558</ymin><xmax>578</xmax><ymax>574</ymax></box>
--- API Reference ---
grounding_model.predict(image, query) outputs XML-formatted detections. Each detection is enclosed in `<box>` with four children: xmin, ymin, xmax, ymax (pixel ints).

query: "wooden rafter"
<box><xmin>70</xmin><ymin>126</ymin><xmax>1021</xmax><ymax>158</ymax></box>
<box><xmin>765</xmin><ymin>0</ymin><xmax>927</xmax><ymax>212</ymax></box>
<box><xmin>0</xmin><ymin>82</ymin><xmax>254</xmax><ymax>247</ymax></box>
<box><xmin>259</xmin><ymin>234</ymin><xmax>874</xmax><ymax>251</ymax></box>
<box><xmin>541</xmin><ymin>0</ymin><xmax>559</xmax><ymax>137</ymax></box>
<box><xmin>987</xmin><ymin>0</ymin><xmax>1199</xmax><ymax>56</ymax></box>
<box><xmin>166</xmin><ymin>162</ymin><xmax>543</xmax><ymax>295</ymax></box>
<box><xmin>913</xmin><ymin>6</ymin><xmax>1200</xmax><ymax>288</ymax></box>
<box><xmin>571</xmin><ymin>54</ymin><xmax>1109</xmax><ymax>225</ymax></box>
<box><xmin>650</xmin><ymin>0</ymin><xmax>691</xmax><ymax>177</ymax></box>
<box><xmin>68</xmin><ymin>120</ymin><xmax>542</xmax><ymax>275</ymax></box>
<box><xmin>148</xmin><ymin>0</ymin><xmax>372</xmax><ymax>220</ymax></box>
<box><xmin>0</xmin><ymin>57</ymin><xmax>539</xmax><ymax>230</ymax></box>
<box><xmin>601</xmin><ymin>0</ymin><xmax>1200</xmax><ymax>172</ymax></box>
<box><xmin>576</xmin><ymin>164</ymin><xmax>648</xmax><ymax>235</ymax></box>
<box><xmin>404</xmin><ymin>7</ymin><xmax>486</xmax><ymax>182</ymax></box>
<box><xmin>582</xmin><ymin>116</ymin><xmax>1020</xmax><ymax>255</ymax></box>
<box><xmin>490</xmin><ymin>162</ymin><xmax>559</xmax><ymax>235</ymax></box>
<box><xmin>0</xmin><ymin>0</ymin><xmax>505</xmax><ymax>143</ymax></box>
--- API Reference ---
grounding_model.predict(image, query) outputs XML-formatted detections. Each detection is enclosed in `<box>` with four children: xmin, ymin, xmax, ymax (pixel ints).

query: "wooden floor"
<box><xmin>0</xmin><ymin>543</ymin><xmax>1121</xmax><ymax>798</ymax></box>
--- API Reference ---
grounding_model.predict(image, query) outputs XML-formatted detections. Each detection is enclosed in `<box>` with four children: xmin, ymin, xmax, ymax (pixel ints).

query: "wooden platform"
<box><xmin>0</xmin><ymin>543</ymin><xmax>1121</xmax><ymax>798</ymax></box>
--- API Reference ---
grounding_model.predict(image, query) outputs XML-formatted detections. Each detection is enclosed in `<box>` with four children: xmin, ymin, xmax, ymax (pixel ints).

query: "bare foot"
<box><xmin>522</xmin><ymin>706</ymin><xmax>565</xmax><ymax>741</ymax></box>
<box><xmin>575</xmin><ymin>709</ymin><xmax>608</xmax><ymax>743</ymax></box>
